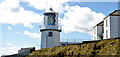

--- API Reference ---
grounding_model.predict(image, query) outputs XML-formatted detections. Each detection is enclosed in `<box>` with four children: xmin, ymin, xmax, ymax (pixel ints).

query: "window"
<box><xmin>48</xmin><ymin>32</ymin><xmax>52</xmax><ymax>37</ymax></box>
<box><xmin>44</xmin><ymin>13</ymin><xmax>56</xmax><ymax>25</ymax></box>
<box><xmin>106</xmin><ymin>30</ymin><xmax>108</xmax><ymax>38</ymax></box>
<box><xmin>94</xmin><ymin>28</ymin><xmax>96</xmax><ymax>34</ymax></box>
<box><xmin>106</xmin><ymin>19</ymin><xmax>108</xmax><ymax>27</ymax></box>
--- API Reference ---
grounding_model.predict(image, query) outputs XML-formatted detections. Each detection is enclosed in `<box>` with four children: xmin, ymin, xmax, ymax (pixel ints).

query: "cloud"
<box><xmin>5</xmin><ymin>43</ymin><xmax>14</xmax><ymax>46</ymax></box>
<box><xmin>24</xmin><ymin>31</ymin><xmax>40</xmax><ymax>39</ymax></box>
<box><xmin>70</xmin><ymin>0</ymin><xmax>120</xmax><ymax>2</ymax></box>
<box><xmin>0</xmin><ymin>0</ymin><xmax>106</xmax><ymax>34</ymax></box>
<box><xmin>8</xmin><ymin>27</ymin><xmax>12</xmax><ymax>30</ymax></box>
<box><xmin>22</xmin><ymin>0</ymin><xmax>70</xmax><ymax>13</ymax></box>
<box><xmin>0</xmin><ymin>47</ymin><xmax>20</xmax><ymax>56</ymax></box>
<box><xmin>0</xmin><ymin>46</ymin><xmax>40</xmax><ymax>56</ymax></box>
<box><xmin>15</xmin><ymin>32</ymin><xmax>21</xmax><ymax>34</ymax></box>
<box><xmin>0</xmin><ymin>0</ymin><xmax>43</xmax><ymax>28</ymax></box>
<box><xmin>11</xmin><ymin>7</ymin><xmax>20</xmax><ymax>13</ymax></box>
<box><xmin>61</xmin><ymin>5</ymin><xmax>105</xmax><ymax>34</ymax></box>
<box><xmin>21</xmin><ymin>0</ymin><xmax>106</xmax><ymax>34</ymax></box>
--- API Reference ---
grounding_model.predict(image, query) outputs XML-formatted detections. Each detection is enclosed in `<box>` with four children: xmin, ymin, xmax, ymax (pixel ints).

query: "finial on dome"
<box><xmin>49</xmin><ymin>7</ymin><xmax>53</xmax><ymax>11</ymax></box>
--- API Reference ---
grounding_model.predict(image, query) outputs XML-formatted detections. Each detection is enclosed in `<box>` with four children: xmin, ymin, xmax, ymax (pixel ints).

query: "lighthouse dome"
<box><xmin>44</xmin><ymin>8</ymin><xmax>58</xmax><ymax>14</ymax></box>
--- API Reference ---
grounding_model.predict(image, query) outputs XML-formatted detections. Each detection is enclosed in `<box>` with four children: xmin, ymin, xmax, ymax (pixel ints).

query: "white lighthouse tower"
<box><xmin>40</xmin><ymin>8</ymin><xmax>61</xmax><ymax>48</ymax></box>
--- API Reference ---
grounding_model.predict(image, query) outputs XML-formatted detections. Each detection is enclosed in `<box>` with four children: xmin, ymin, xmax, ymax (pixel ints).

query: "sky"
<box><xmin>0</xmin><ymin>0</ymin><xmax>119</xmax><ymax>56</ymax></box>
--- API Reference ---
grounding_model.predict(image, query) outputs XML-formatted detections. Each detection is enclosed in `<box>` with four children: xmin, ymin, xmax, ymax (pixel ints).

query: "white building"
<box><xmin>40</xmin><ymin>8</ymin><xmax>61</xmax><ymax>48</ymax></box>
<box><xmin>93</xmin><ymin>10</ymin><xmax>120</xmax><ymax>40</ymax></box>
<box><xmin>93</xmin><ymin>21</ymin><xmax>104</xmax><ymax>40</ymax></box>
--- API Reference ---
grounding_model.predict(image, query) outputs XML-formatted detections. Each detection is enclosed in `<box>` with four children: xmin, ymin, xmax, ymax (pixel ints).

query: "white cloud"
<box><xmin>61</xmin><ymin>5</ymin><xmax>105</xmax><ymax>34</ymax></box>
<box><xmin>70</xmin><ymin>0</ymin><xmax>120</xmax><ymax>2</ymax></box>
<box><xmin>0</xmin><ymin>47</ymin><xmax>20</xmax><ymax>56</ymax></box>
<box><xmin>24</xmin><ymin>31</ymin><xmax>40</xmax><ymax>39</ymax></box>
<box><xmin>8</xmin><ymin>26</ymin><xmax>12</xmax><ymax>30</ymax></box>
<box><xmin>22</xmin><ymin>0</ymin><xmax>119</xmax><ymax>13</ymax></box>
<box><xmin>5</xmin><ymin>43</ymin><xmax>14</xmax><ymax>46</ymax></box>
<box><xmin>0</xmin><ymin>0</ymin><xmax>106</xmax><ymax>34</ymax></box>
<box><xmin>0</xmin><ymin>0</ymin><xmax>43</xmax><ymax>28</ymax></box>
<box><xmin>0</xmin><ymin>46</ymin><xmax>40</xmax><ymax>56</ymax></box>
<box><xmin>22</xmin><ymin>0</ymin><xmax>70</xmax><ymax>13</ymax></box>
<box><xmin>15</xmin><ymin>32</ymin><xmax>21</xmax><ymax>34</ymax></box>
<box><xmin>21</xmin><ymin>0</ymin><xmax>106</xmax><ymax>34</ymax></box>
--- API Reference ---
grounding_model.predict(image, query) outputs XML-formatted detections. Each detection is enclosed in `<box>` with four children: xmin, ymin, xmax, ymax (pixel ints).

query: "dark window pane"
<box><xmin>48</xmin><ymin>32</ymin><xmax>52</xmax><ymax>37</ymax></box>
<box><xmin>44</xmin><ymin>13</ymin><xmax>56</xmax><ymax>25</ymax></box>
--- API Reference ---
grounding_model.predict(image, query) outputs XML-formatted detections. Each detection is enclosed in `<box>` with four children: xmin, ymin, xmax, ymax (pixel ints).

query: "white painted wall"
<box><xmin>104</xmin><ymin>16</ymin><xmax>110</xmax><ymax>39</ymax></box>
<box><xmin>41</xmin><ymin>11</ymin><xmax>61</xmax><ymax>48</ymax></box>
<box><xmin>41</xmin><ymin>31</ymin><xmax>47</xmax><ymax>48</ymax></box>
<box><xmin>93</xmin><ymin>26</ymin><xmax>103</xmax><ymax>40</ymax></box>
<box><xmin>94</xmin><ymin>11</ymin><xmax>120</xmax><ymax>40</ymax></box>
<box><xmin>104</xmin><ymin>16</ymin><xmax>120</xmax><ymax>39</ymax></box>
<box><xmin>93</xmin><ymin>27</ymin><xmax>97</xmax><ymax>40</ymax></box>
<box><xmin>41</xmin><ymin>31</ymin><xmax>61</xmax><ymax>48</ymax></box>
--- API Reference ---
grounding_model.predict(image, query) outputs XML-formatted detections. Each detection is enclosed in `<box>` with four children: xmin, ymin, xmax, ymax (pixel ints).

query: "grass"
<box><xmin>26</xmin><ymin>37</ymin><xmax>120</xmax><ymax>57</ymax></box>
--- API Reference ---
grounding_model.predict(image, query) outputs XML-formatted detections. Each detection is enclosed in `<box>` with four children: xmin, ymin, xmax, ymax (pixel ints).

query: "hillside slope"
<box><xmin>27</xmin><ymin>37</ymin><xmax>120</xmax><ymax>57</ymax></box>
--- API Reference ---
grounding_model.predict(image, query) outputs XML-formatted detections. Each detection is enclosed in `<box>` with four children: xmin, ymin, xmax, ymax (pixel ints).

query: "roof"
<box><xmin>93</xmin><ymin>21</ymin><xmax>104</xmax><ymax>28</ymax></box>
<box><xmin>104</xmin><ymin>10</ymin><xmax>120</xmax><ymax>20</ymax></box>
<box><xmin>21</xmin><ymin>47</ymin><xmax>35</xmax><ymax>50</ymax></box>
<box><xmin>93</xmin><ymin>10</ymin><xmax>120</xmax><ymax>28</ymax></box>
<box><xmin>44</xmin><ymin>8</ymin><xmax>58</xmax><ymax>14</ymax></box>
<box><xmin>40</xmin><ymin>29</ymin><xmax>61</xmax><ymax>32</ymax></box>
<box><xmin>109</xmin><ymin>10</ymin><xmax>120</xmax><ymax>16</ymax></box>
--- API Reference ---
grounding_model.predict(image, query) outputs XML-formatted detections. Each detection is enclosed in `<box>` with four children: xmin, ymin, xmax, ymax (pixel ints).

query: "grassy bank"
<box><xmin>27</xmin><ymin>37</ymin><xmax>120</xmax><ymax>57</ymax></box>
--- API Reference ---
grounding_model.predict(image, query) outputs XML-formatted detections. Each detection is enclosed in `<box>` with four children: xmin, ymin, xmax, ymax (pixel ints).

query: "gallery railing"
<box><xmin>60</xmin><ymin>39</ymin><xmax>91</xmax><ymax>42</ymax></box>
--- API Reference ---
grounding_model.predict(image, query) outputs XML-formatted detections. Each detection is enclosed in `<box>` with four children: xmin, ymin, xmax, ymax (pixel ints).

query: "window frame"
<box><xmin>106</xmin><ymin>19</ymin><xmax>108</xmax><ymax>27</ymax></box>
<box><xmin>94</xmin><ymin>28</ymin><xmax>96</xmax><ymax>34</ymax></box>
<box><xmin>106</xmin><ymin>30</ymin><xmax>108</xmax><ymax>38</ymax></box>
<box><xmin>48</xmin><ymin>32</ymin><xmax>53</xmax><ymax>37</ymax></box>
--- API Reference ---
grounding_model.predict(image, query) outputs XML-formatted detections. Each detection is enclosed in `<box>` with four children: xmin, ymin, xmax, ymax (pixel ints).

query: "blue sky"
<box><xmin>0</xmin><ymin>0</ymin><xmax>119</xmax><ymax>55</ymax></box>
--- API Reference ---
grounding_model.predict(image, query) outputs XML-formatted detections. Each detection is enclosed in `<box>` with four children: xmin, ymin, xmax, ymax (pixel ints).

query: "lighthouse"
<box><xmin>40</xmin><ymin>8</ymin><xmax>61</xmax><ymax>48</ymax></box>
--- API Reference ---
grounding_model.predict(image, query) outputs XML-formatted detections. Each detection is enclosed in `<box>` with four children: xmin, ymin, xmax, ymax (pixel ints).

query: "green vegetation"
<box><xmin>27</xmin><ymin>37</ymin><xmax>120</xmax><ymax>57</ymax></box>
